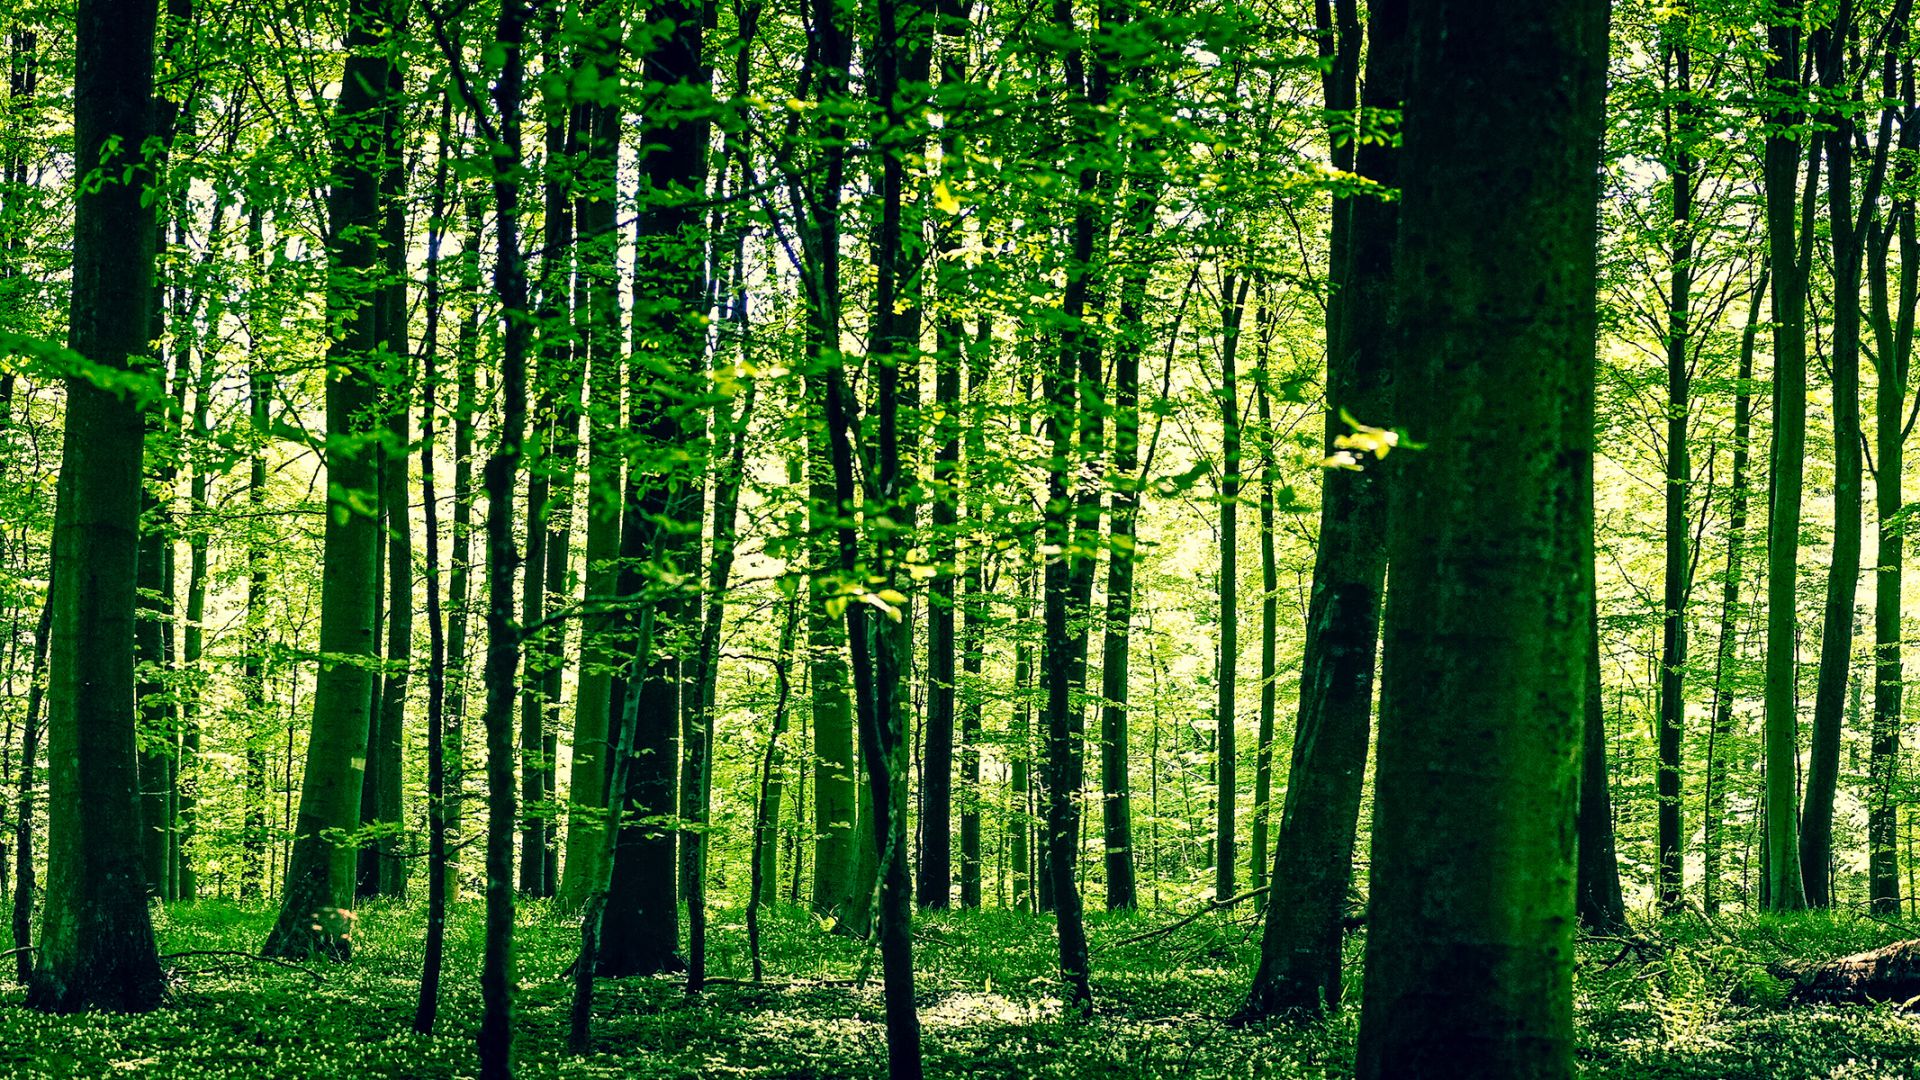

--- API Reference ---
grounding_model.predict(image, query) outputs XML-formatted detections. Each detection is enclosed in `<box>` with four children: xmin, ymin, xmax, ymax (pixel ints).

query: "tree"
<box><xmin>1354</xmin><ymin>1</ymin><xmax>1609</xmax><ymax>1076</ymax></box>
<box><xmin>261</xmin><ymin>0</ymin><xmax>400</xmax><ymax>961</ymax></box>
<box><xmin>26</xmin><ymin>0</ymin><xmax>167</xmax><ymax>1012</ymax></box>
<box><xmin>1865</xmin><ymin>21</ymin><xmax>1915</xmax><ymax>915</ymax></box>
<box><xmin>1760</xmin><ymin>0</ymin><xmax>1811</xmax><ymax>915</ymax></box>
<box><xmin>1654</xmin><ymin>8</ymin><xmax>1694</xmax><ymax>916</ymax></box>
<box><xmin>1801</xmin><ymin>0</ymin><xmax>1892</xmax><ymax>908</ymax></box>
<box><xmin>1243</xmin><ymin>0</ymin><xmax>1401</xmax><ymax>1019</ymax></box>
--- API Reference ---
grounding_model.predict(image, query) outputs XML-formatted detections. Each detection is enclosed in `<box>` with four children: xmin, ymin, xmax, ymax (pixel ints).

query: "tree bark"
<box><xmin>28</xmin><ymin>0</ymin><xmax>167</xmax><ymax>1013</ymax></box>
<box><xmin>1801</xmin><ymin>0</ymin><xmax>1869</xmax><ymax>909</ymax></box>
<box><xmin>1703</xmin><ymin>271</ymin><xmax>1767</xmax><ymax>914</ymax></box>
<box><xmin>1654</xmin><ymin>18</ymin><xmax>1693</xmax><ymax>915</ymax></box>
<box><xmin>555</xmin><ymin>0</ymin><xmax>623</xmax><ymax>911</ymax></box>
<box><xmin>1761</xmin><ymin>0</ymin><xmax>1812</xmax><ymax>914</ymax></box>
<box><xmin>263</xmin><ymin>0</ymin><xmax>398</xmax><ymax>962</ymax></box>
<box><xmin>1354</xmin><ymin>3</ymin><xmax>1608</xmax><ymax>1076</ymax></box>
<box><xmin>1866</xmin><ymin>40</ymin><xmax>1916</xmax><ymax>915</ymax></box>
<box><xmin>1244</xmin><ymin>0</ymin><xmax>1399</xmax><ymax>1019</ymax></box>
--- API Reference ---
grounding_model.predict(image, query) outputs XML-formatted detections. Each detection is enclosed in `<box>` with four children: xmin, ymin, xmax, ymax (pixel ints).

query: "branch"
<box><xmin>1113</xmin><ymin>885</ymin><xmax>1273</xmax><ymax>947</ymax></box>
<box><xmin>160</xmin><ymin>949</ymin><xmax>326</xmax><ymax>983</ymax></box>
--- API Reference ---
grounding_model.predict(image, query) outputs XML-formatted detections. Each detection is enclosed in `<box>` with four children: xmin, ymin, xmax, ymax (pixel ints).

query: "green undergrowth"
<box><xmin>1</xmin><ymin>899</ymin><xmax>1918</xmax><ymax>1077</ymax></box>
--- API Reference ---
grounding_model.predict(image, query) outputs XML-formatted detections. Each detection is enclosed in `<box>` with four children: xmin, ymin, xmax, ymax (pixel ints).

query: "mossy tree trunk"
<box><xmin>27</xmin><ymin>0</ymin><xmax>167</xmax><ymax>1013</ymax></box>
<box><xmin>1354</xmin><ymin>2</ymin><xmax>1608</xmax><ymax>1077</ymax></box>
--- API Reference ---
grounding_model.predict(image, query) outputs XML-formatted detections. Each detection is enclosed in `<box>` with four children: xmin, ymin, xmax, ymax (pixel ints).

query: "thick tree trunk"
<box><xmin>28</xmin><ymin>0</ymin><xmax>167</xmax><ymax>1013</ymax></box>
<box><xmin>1354</xmin><ymin>3</ymin><xmax>1608</xmax><ymax>1077</ymax></box>
<box><xmin>263</xmin><ymin>0</ymin><xmax>397</xmax><ymax>962</ymax></box>
<box><xmin>601</xmin><ymin>0</ymin><xmax>707</xmax><ymax>975</ymax></box>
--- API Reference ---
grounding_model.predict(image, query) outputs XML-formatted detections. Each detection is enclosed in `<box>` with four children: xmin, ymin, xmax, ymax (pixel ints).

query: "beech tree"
<box><xmin>26</xmin><ymin>0</ymin><xmax>166</xmax><ymax>1014</ymax></box>
<box><xmin>1354</xmin><ymin>2</ymin><xmax>1609</xmax><ymax>1076</ymax></box>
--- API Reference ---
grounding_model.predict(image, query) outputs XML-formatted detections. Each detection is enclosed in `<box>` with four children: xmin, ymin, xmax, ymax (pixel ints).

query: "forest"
<box><xmin>15</xmin><ymin>0</ymin><xmax>1920</xmax><ymax>1076</ymax></box>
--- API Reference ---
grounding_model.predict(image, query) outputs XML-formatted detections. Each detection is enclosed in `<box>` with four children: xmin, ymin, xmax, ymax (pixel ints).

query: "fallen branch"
<box><xmin>160</xmin><ymin>950</ymin><xmax>325</xmax><ymax>984</ymax></box>
<box><xmin>1114</xmin><ymin>886</ymin><xmax>1273</xmax><ymax>947</ymax></box>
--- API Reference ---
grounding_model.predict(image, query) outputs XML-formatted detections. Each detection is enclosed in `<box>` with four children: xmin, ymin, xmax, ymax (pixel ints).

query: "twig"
<box><xmin>1114</xmin><ymin>885</ymin><xmax>1274</xmax><ymax>947</ymax></box>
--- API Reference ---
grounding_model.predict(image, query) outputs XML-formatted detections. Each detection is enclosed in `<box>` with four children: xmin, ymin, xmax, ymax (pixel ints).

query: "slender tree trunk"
<box><xmin>1354</xmin><ymin>3</ymin><xmax>1607</xmax><ymax>1075</ymax></box>
<box><xmin>1867</xmin><ymin>44</ymin><xmax>1915</xmax><ymax>914</ymax></box>
<box><xmin>1577</xmin><ymin>488</ymin><xmax>1628</xmax><ymax>932</ymax></box>
<box><xmin>1704</xmin><ymin>272</ymin><xmax>1767</xmax><ymax>914</ymax></box>
<box><xmin>479</xmin><ymin>0</ymin><xmax>533</xmax><ymax>1068</ymax></box>
<box><xmin>1040</xmin><ymin>0</ymin><xmax>1109</xmax><ymax>1012</ymax></box>
<box><xmin>1010</xmin><ymin>573</ymin><xmax>1033</xmax><ymax>913</ymax></box>
<box><xmin>1655</xmin><ymin>20</ymin><xmax>1693</xmax><ymax>915</ymax></box>
<box><xmin>444</xmin><ymin>192</ymin><xmax>483</xmax><ymax>905</ymax></box>
<box><xmin>520</xmin><ymin>20</ymin><xmax>571</xmax><ymax>897</ymax></box>
<box><xmin>1244</xmin><ymin>0</ymin><xmax>1399</xmax><ymax>1019</ymax></box>
<box><xmin>1802</xmin><ymin>1</ymin><xmax>1875</xmax><ymax>907</ymax></box>
<box><xmin>12</xmin><ymin>594</ymin><xmax>48</xmax><ymax>983</ymax></box>
<box><xmin>842</xmin><ymin>0</ymin><xmax>929</xmax><ymax>1066</ymax></box>
<box><xmin>1214</xmin><ymin>273</ymin><xmax>1247</xmax><ymax>902</ymax></box>
<box><xmin>1095</xmin><ymin>85</ymin><xmax>1156</xmax><ymax>913</ymax></box>
<box><xmin>414</xmin><ymin>99</ymin><xmax>453</xmax><ymax>1034</ymax></box>
<box><xmin>799</xmin><ymin>0</ymin><xmax>861</xmax><ymax>929</ymax></box>
<box><xmin>1249</xmin><ymin>304</ymin><xmax>1278</xmax><ymax>906</ymax></box>
<box><xmin>1761</xmin><ymin>0</ymin><xmax>1812</xmax><ymax>914</ymax></box>
<box><xmin>555</xmin><ymin>0</ymin><xmax>623</xmax><ymax>911</ymax></box>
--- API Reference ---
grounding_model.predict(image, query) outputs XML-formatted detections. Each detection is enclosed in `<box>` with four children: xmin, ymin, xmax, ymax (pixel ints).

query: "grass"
<box><xmin>2</xmin><ymin>897</ymin><xmax>1918</xmax><ymax>1076</ymax></box>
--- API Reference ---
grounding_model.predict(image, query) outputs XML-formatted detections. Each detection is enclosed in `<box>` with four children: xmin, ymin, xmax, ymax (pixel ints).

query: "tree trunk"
<box><xmin>1577</xmin><ymin>537</ymin><xmax>1628</xmax><ymax>932</ymax></box>
<box><xmin>1655</xmin><ymin>19</ymin><xmax>1693</xmax><ymax>915</ymax></box>
<box><xmin>414</xmin><ymin>99</ymin><xmax>453</xmax><ymax>1035</ymax></box>
<box><xmin>1703</xmin><ymin>271</ymin><xmax>1767</xmax><ymax>915</ymax></box>
<box><xmin>263</xmin><ymin>0</ymin><xmax>397</xmax><ymax>962</ymax></box>
<box><xmin>28</xmin><ymin>0</ymin><xmax>167</xmax><ymax>1012</ymax></box>
<box><xmin>478</xmin><ymin>0</ymin><xmax>533</xmax><ymax>1068</ymax></box>
<box><xmin>443</xmin><ymin>192</ymin><xmax>483</xmax><ymax>906</ymax></box>
<box><xmin>1867</xmin><ymin>40</ymin><xmax>1916</xmax><ymax>915</ymax></box>
<box><xmin>1099</xmin><ymin>152</ymin><xmax>1156</xmax><ymax>911</ymax></box>
<box><xmin>1761</xmin><ymin>0</ymin><xmax>1812</xmax><ymax>914</ymax></box>
<box><xmin>1244</xmin><ymin>0</ymin><xmax>1398</xmax><ymax>1019</ymax></box>
<box><xmin>12</xmin><ymin>592</ymin><xmax>49</xmax><ymax>984</ymax></box>
<box><xmin>1249</xmin><ymin>303</ymin><xmax>1278</xmax><ymax>907</ymax></box>
<box><xmin>555</xmin><ymin>0</ymin><xmax>623</xmax><ymax>910</ymax></box>
<box><xmin>601</xmin><ymin>0</ymin><xmax>707</xmax><ymax>975</ymax></box>
<box><xmin>1215</xmin><ymin>273</ymin><xmax>1247</xmax><ymax>903</ymax></box>
<box><xmin>1803</xmin><ymin>1</ymin><xmax>1883</xmax><ymax>908</ymax></box>
<box><xmin>1353</xmin><ymin>3</ymin><xmax>1607</xmax><ymax>1077</ymax></box>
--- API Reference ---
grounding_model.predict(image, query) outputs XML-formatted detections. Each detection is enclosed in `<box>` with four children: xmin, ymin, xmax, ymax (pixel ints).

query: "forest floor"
<box><xmin>3</xmin><ymin>897</ymin><xmax>1920</xmax><ymax>1077</ymax></box>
